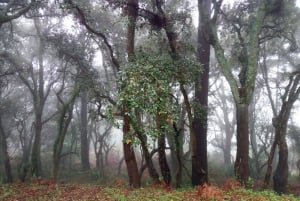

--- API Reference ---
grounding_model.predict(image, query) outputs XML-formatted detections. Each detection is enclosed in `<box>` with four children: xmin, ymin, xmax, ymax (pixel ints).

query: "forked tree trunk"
<box><xmin>138</xmin><ymin>135</ymin><xmax>160</xmax><ymax>183</ymax></box>
<box><xmin>234</xmin><ymin>103</ymin><xmax>249</xmax><ymax>185</ymax></box>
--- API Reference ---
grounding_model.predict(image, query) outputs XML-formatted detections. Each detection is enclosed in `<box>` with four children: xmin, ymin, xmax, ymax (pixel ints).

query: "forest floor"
<box><xmin>1</xmin><ymin>178</ymin><xmax>300</xmax><ymax>201</ymax></box>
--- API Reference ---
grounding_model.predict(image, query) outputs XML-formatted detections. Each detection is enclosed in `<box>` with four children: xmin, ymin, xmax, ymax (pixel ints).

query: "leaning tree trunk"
<box><xmin>138</xmin><ymin>133</ymin><xmax>160</xmax><ymax>184</ymax></box>
<box><xmin>53</xmin><ymin>90</ymin><xmax>77</xmax><ymax>180</ymax></box>
<box><xmin>234</xmin><ymin>103</ymin><xmax>249</xmax><ymax>185</ymax></box>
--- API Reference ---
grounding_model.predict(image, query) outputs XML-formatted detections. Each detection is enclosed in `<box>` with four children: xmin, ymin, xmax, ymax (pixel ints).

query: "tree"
<box><xmin>205</xmin><ymin>0</ymin><xmax>293</xmax><ymax>185</ymax></box>
<box><xmin>0</xmin><ymin>90</ymin><xmax>13</xmax><ymax>183</ymax></box>
<box><xmin>122</xmin><ymin>0</ymin><xmax>141</xmax><ymax>188</ymax></box>
<box><xmin>210</xmin><ymin>78</ymin><xmax>235</xmax><ymax>167</ymax></box>
<box><xmin>0</xmin><ymin>0</ymin><xmax>36</xmax><ymax>28</ymax></box>
<box><xmin>191</xmin><ymin>0</ymin><xmax>211</xmax><ymax>186</ymax></box>
<box><xmin>261</xmin><ymin>39</ymin><xmax>300</xmax><ymax>193</ymax></box>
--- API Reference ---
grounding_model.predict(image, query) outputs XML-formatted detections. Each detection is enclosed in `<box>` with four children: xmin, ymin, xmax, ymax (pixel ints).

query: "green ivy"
<box><xmin>116</xmin><ymin>51</ymin><xmax>201</xmax><ymax>143</ymax></box>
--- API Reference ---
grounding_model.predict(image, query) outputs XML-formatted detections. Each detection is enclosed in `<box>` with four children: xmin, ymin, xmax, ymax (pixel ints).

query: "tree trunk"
<box><xmin>133</xmin><ymin>109</ymin><xmax>160</xmax><ymax>183</ymax></box>
<box><xmin>273</xmin><ymin>135</ymin><xmax>288</xmax><ymax>194</ymax></box>
<box><xmin>264</xmin><ymin>128</ymin><xmax>278</xmax><ymax>185</ymax></box>
<box><xmin>234</xmin><ymin>103</ymin><xmax>249</xmax><ymax>185</ymax></box>
<box><xmin>53</xmin><ymin>92</ymin><xmax>76</xmax><ymax>180</ymax></box>
<box><xmin>122</xmin><ymin>0</ymin><xmax>141</xmax><ymax>188</ymax></box>
<box><xmin>191</xmin><ymin>0</ymin><xmax>211</xmax><ymax>186</ymax></box>
<box><xmin>31</xmin><ymin>113</ymin><xmax>43</xmax><ymax>177</ymax></box>
<box><xmin>80</xmin><ymin>91</ymin><xmax>90</xmax><ymax>170</ymax></box>
<box><xmin>272</xmin><ymin>115</ymin><xmax>290</xmax><ymax>194</ymax></box>
<box><xmin>157</xmin><ymin>131</ymin><xmax>171</xmax><ymax>185</ymax></box>
<box><xmin>134</xmin><ymin>124</ymin><xmax>160</xmax><ymax>183</ymax></box>
<box><xmin>123</xmin><ymin>114</ymin><xmax>140</xmax><ymax>187</ymax></box>
<box><xmin>224</xmin><ymin>130</ymin><xmax>233</xmax><ymax>166</ymax></box>
<box><xmin>0</xmin><ymin>116</ymin><xmax>13</xmax><ymax>183</ymax></box>
<box><xmin>172</xmin><ymin>121</ymin><xmax>184</xmax><ymax>188</ymax></box>
<box><xmin>31</xmin><ymin>26</ymin><xmax>45</xmax><ymax>177</ymax></box>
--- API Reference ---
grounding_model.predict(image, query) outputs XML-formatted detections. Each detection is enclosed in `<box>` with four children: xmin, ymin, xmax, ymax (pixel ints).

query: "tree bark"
<box><xmin>273</xmin><ymin>129</ymin><xmax>288</xmax><ymax>194</ymax></box>
<box><xmin>0</xmin><ymin>116</ymin><xmax>13</xmax><ymax>183</ymax></box>
<box><xmin>80</xmin><ymin>91</ymin><xmax>90</xmax><ymax>170</ymax></box>
<box><xmin>191</xmin><ymin>0</ymin><xmax>211</xmax><ymax>186</ymax></box>
<box><xmin>156</xmin><ymin>113</ymin><xmax>171</xmax><ymax>186</ymax></box>
<box><xmin>134</xmin><ymin>111</ymin><xmax>160</xmax><ymax>184</ymax></box>
<box><xmin>234</xmin><ymin>103</ymin><xmax>249</xmax><ymax>185</ymax></box>
<box><xmin>122</xmin><ymin>0</ymin><xmax>141</xmax><ymax>188</ymax></box>
<box><xmin>53</xmin><ymin>89</ymin><xmax>78</xmax><ymax>180</ymax></box>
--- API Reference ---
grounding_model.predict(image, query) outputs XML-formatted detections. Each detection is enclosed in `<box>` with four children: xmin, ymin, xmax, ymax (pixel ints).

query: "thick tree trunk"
<box><xmin>0</xmin><ymin>116</ymin><xmax>13</xmax><ymax>183</ymax></box>
<box><xmin>80</xmin><ymin>91</ymin><xmax>90</xmax><ymax>170</ymax></box>
<box><xmin>172</xmin><ymin>121</ymin><xmax>184</xmax><ymax>188</ymax></box>
<box><xmin>234</xmin><ymin>103</ymin><xmax>249</xmax><ymax>185</ymax></box>
<box><xmin>123</xmin><ymin>114</ymin><xmax>140</xmax><ymax>187</ymax></box>
<box><xmin>122</xmin><ymin>0</ymin><xmax>141</xmax><ymax>188</ymax></box>
<box><xmin>192</xmin><ymin>0</ymin><xmax>211</xmax><ymax>186</ymax></box>
<box><xmin>272</xmin><ymin>115</ymin><xmax>289</xmax><ymax>194</ymax></box>
<box><xmin>273</xmin><ymin>136</ymin><xmax>288</xmax><ymax>194</ymax></box>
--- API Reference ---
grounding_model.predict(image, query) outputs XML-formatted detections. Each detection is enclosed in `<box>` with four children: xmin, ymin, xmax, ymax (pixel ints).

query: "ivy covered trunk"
<box><xmin>234</xmin><ymin>103</ymin><xmax>249</xmax><ymax>185</ymax></box>
<box><xmin>123</xmin><ymin>0</ymin><xmax>141</xmax><ymax>188</ymax></box>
